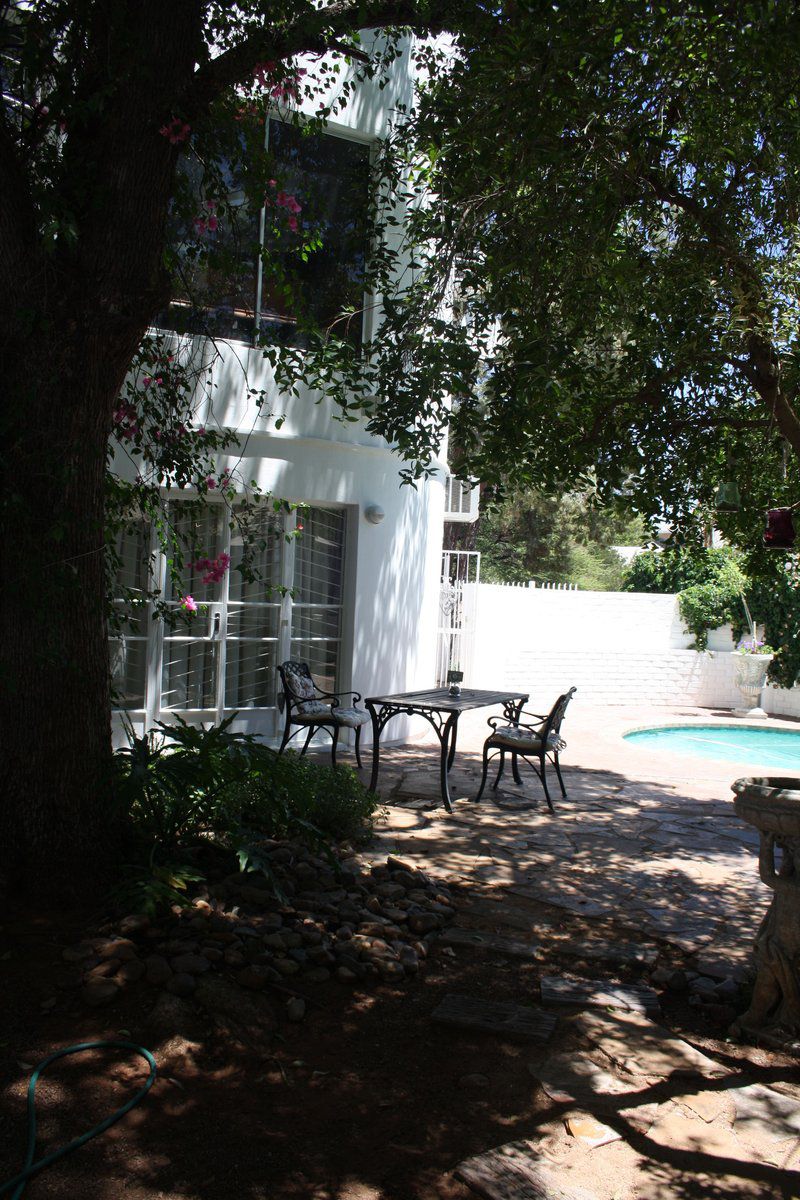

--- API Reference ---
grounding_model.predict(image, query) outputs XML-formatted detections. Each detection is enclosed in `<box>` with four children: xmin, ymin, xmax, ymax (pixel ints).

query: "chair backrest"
<box><xmin>278</xmin><ymin>661</ymin><xmax>330</xmax><ymax>715</ymax></box>
<box><xmin>543</xmin><ymin>686</ymin><xmax>576</xmax><ymax>741</ymax></box>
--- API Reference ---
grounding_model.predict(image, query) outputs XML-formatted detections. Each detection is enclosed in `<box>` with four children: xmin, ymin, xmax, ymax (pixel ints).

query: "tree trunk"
<box><xmin>0</xmin><ymin>325</ymin><xmax>144</xmax><ymax>900</ymax></box>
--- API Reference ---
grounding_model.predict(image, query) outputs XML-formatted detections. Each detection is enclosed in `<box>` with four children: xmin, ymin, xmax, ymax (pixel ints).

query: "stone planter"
<box><xmin>733</xmin><ymin>654</ymin><xmax>773</xmax><ymax>719</ymax></box>
<box><xmin>731</xmin><ymin>776</ymin><xmax>800</xmax><ymax>1038</ymax></box>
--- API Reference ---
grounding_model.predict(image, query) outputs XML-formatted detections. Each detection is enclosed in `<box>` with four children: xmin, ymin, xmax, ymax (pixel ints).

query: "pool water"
<box><xmin>623</xmin><ymin>724</ymin><xmax>800</xmax><ymax>769</ymax></box>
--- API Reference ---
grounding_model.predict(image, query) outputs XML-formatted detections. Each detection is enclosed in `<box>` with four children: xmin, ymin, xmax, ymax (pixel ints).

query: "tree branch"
<box><xmin>187</xmin><ymin>0</ymin><xmax>460</xmax><ymax>113</ymax></box>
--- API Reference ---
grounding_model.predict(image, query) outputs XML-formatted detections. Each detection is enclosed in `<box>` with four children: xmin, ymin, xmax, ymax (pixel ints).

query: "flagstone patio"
<box><xmin>350</xmin><ymin>703</ymin><xmax>800</xmax><ymax>1199</ymax></box>
<box><xmin>363</xmin><ymin>704</ymin><xmax>778</xmax><ymax>967</ymax></box>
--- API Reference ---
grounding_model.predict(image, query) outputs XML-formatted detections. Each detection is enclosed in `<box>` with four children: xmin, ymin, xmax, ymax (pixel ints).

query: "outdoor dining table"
<box><xmin>364</xmin><ymin>687</ymin><xmax>529</xmax><ymax>813</ymax></box>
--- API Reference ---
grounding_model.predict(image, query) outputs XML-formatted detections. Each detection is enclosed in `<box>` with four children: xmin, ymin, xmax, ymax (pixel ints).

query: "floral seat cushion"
<box><xmin>490</xmin><ymin>726</ymin><xmax>566</xmax><ymax>753</ymax></box>
<box><xmin>283</xmin><ymin>661</ymin><xmax>331</xmax><ymax>715</ymax></box>
<box><xmin>331</xmin><ymin>706</ymin><xmax>370</xmax><ymax>729</ymax></box>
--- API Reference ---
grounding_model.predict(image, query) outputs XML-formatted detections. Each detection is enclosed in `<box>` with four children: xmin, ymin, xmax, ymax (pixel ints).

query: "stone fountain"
<box><xmin>732</xmin><ymin>777</ymin><xmax>800</xmax><ymax>1039</ymax></box>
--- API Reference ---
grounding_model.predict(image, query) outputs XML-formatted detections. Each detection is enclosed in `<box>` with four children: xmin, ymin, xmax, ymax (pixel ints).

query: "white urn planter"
<box><xmin>733</xmin><ymin>653</ymin><xmax>773</xmax><ymax>719</ymax></box>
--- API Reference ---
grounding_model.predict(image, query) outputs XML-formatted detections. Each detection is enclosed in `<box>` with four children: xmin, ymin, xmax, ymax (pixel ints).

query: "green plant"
<box><xmin>678</xmin><ymin>567</ymin><xmax>747</xmax><ymax>650</ymax></box>
<box><xmin>231</xmin><ymin>751</ymin><xmax>379</xmax><ymax>845</ymax></box>
<box><xmin>113</xmin><ymin>714</ymin><xmax>271</xmax><ymax>851</ymax></box>
<box><xmin>112</xmin><ymin>859</ymin><xmax>206</xmax><ymax>918</ymax></box>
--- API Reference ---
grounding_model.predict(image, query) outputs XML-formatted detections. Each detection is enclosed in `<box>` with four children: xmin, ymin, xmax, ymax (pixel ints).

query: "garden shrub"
<box><xmin>112</xmin><ymin>720</ymin><xmax>378</xmax><ymax>911</ymax></box>
<box><xmin>231</xmin><ymin>750</ymin><xmax>379</xmax><ymax>844</ymax></box>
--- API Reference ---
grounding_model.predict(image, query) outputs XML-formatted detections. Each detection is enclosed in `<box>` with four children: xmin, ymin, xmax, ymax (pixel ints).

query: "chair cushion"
<box><xmin>281</xmin><ymin>662</ymin><xmax>329</xmax><ymax>714</ymax></box>
<box><xmin>291</xmin><ymin>704</ymin><xmax>333</xmax><ymax>722</ymax></box>
<box><xmin>331</xmin><ymin>706</ymin><xmax>370</xmax><ymax>728</ymax></box>
<box><xmin>489</xmin><ymin>726</ymin><xmax>566</xmax><ymax>753</ymax></box>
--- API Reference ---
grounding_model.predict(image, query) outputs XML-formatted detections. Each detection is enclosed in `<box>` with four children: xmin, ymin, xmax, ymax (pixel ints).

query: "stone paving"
<box><xmin>362</xmin><ymin>705</ymin><xmax>773</xmax><ymax>966</ymax></box>
<box><xmin>349</xmin><ymin>703</ymin><xmax>800</xmax><ymax>1199</ymax></box>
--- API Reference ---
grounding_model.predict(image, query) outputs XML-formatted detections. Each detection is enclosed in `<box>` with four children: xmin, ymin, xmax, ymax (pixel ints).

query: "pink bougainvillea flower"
<box><xmin>207</xmin><ymin>215</ymin><xmax>218</xmax><ymax>232</ymax></box>
<box><xmin>143</xmin><ymin>375</ymin><xmax>152</xmax><ymax>387</ymax></box>
<box><xmin>181</xmin><ymin>595</ymin><xmax>198</xmax><ymax>614</ymax></box>
<box><xmin>194</xmin><ymin>217</ymin><xmax>208</xmax><ymax>234</ymax></box>
<box><xmin>160</xmin><ymin>117</ymin><xmax>191</xmax><ymax>144</ymax></box>
<box><xmin>205</xmin><ymin>475</ymin><xmax>217</xmax><ymax>489</ymax></box>
<box><xmin>287</xmin><ymin>216</ymin><xmax>298</xmax><ymax>232</ymax></box>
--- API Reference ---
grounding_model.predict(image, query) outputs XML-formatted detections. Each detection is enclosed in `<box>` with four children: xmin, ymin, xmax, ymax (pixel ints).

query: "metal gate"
<box><xmin>436</xmin><ymin>550</ymin><xmax>480</xmax><ymax>686</ymax></box>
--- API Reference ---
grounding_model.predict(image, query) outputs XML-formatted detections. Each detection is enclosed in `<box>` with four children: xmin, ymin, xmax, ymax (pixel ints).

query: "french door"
<box><xmin>111</xmin><ymin>502</ymin><xmax>346</xmax><ymax>738</ymax></box>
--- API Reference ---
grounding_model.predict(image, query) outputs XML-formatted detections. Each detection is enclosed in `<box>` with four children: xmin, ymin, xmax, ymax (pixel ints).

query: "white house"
<box><xmin>110</xmin><ymin>38</ymin><xmax>448</xmax><ymax>748</ymax></box>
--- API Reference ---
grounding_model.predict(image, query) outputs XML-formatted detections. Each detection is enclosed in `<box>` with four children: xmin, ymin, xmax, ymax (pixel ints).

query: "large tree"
<box><xmin>0</xmin><ymin>0</ymin><xmax>476</xmax><ymax>897</ymax></box>
<box><xmin>342</xmin><ymin>0</ymin><xmax>800</xmax><ymax>536</ymax></box>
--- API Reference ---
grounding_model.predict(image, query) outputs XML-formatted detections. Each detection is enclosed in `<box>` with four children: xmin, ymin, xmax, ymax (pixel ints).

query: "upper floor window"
<box><xmin>160</xmin><ymin>121</ymin><xmax>371</xmax><ymax>349</ymax></box>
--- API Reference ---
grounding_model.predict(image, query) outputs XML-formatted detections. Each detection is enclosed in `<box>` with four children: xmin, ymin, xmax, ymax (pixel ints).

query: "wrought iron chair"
<box><xmin>277</xmin><ymin>660</ymin><xmax>369</xmax><ymax>767</ymax></box>
<box><xmin>475</xmin><ymin>687</ymin><xmax>577</xmax><ymax>811</ymax></box>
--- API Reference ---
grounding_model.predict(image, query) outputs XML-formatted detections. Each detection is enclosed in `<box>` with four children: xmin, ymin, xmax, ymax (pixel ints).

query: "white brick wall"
<box><xmin>464</xmin><ymin>583</ymin><xmax>799</xmax><ymax>715</ymax></box>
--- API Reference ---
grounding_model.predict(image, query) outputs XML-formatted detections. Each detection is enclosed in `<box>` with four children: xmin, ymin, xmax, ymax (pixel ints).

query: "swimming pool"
<box><xmin>623</xmin><ymin>724</ymin><xmax>800</xmax><ymax>770</ymax></box>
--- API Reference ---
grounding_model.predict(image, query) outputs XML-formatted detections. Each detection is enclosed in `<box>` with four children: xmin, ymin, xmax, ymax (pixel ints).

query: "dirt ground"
<box><xmin>2</xmin><ymin>882</ymin><xmax>800</xmax><ymax>1200</ymax></box>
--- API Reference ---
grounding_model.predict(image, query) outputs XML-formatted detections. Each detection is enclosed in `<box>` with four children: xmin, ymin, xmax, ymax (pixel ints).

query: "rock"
<box><xmin>376</xmin><ymin>883</ymin><xmax>405</xmax><ymax>901</ymax></box>
<box><xmin>170</xmin><ymin>953</ymin><xmax>210</xmax><ymax>976</ymax></box>
<box><xmin>118</xmin><ymin>914</ymin><xmax>150</xmax><ymax>937</ymax></box>
<box><xmin>337</xmin><ymin>966</ymin><xmax>358</xmax><ymax>982</ymax></box>
<box><xmin>386</xmin><ymin>856</ymin><xmax>417</xmax><ymax>875</ymax></box>
<box><xmin>303</xmin><ymin>966</ymin><xmax>331</xmax><ymax>983</ymax></box>
<box><xmin>377</xmin><ymin>958</ymin><xmax>407</xmax><ymax>982</ymax></box>
<box><xmin>85</xmin><ymin>959</ymin><xmax>120</xmax><ymax>980</ymax></box>
<box><xmin>286</xmin><ymin>997</ymin><xmax>306</xmax><ymax>1022</ymax></box>
<box><xmin>167</xmin><ymin>973</ymin><xmax>197</xmax><ymax>998</ymax></box>
<box><xmin>408</xmin><ymin>912</ymin><xmax>440</xmax><ymax>935</ymax></box>
<box><xmin>201</xmin><ymin>946</ymin><xmax>223</xmax><ymax>963</ymax></box>
<box><xmin>714</xmin><ymin>977</ymin><xmax>740</xmax><ymax>999</ymax></box>
<box><xmin>116</xmin><ymin>959</ymin><xmax>145</xmax><ymax>984</ymax></box>
<box><xmin>574</xmin><ymin>1009</ymin><xmax>729</xmax><ymax>1078</ymax></box>
<box><xmin>459</xmin><ymin>1073</ymin><xmax>490</xmax><ymax>1091</ymax></box>
<box><xmin>81</xmin><ymin>979</ymin><xmax>120</xmax><ymax>1007</ymax></box>
<box><xmin>223</xmin><ymin>949</ymin><xmax>246</xmax><ymax>968</ymax></box>
<box><xmin>97</xmin><ymin>937</ymin><xmax>139</xmax><ymax>962</ymax></box>
<box><xmin>263</xmin><ymin>932</ymin><xmax>286</xmax><ymax>950</ymax></box>
<box><xmin>565</xmin><ymin>1114</ymin><xmax>621</xmax><ymax>1148</ymax></box>
<box><xmin>237</xmin><ymin>965</ymin><xmax>271</xmax><ymax>991</ymax></box>
<box><xmin>145</xmin><ymin>955</ymin><xmax>172</xmax><ymax>985</ymax></box>
<box><xmin>689</xmin><ymin>974</ymin><xmax>717</xmax><ymax>993</ymax></box>
<box><xmin>275</xmin><ymin>958</ymin><xmax>301</xmax><ymax>977</ymax></box>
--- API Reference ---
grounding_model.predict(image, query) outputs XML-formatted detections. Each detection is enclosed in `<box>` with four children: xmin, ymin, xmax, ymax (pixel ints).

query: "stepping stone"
<box><xmin>553</xmin><ymin>938</ymin><xmax>658</xmax><ymax>968</ymax></box>
<box><xmin>456</xmin><ymin>1140</ymin><xmax>599</xmax><ymax>1200</ymax></box>
<box><xmin>509</xmin><ymin>885</ymin><xmax>610</xmax><ymax>918</ymax></box>
<box><xmin>540</xmin><ymin>976</ymin><xmax>660</xmax><ymax>1016</ymax></box>
<box><xmin>532</xmin><ymin>1054</ymin><xmax>637</xmax><ymax>1104</ymax></box>
<box><xmin>431</xmin><ymin>994</ymin><xmax>556</xmax><ymax>1042</ymax></box>
<box><xmin>574</xmin><ymin>1009</ymin><xmax>729</xmax><ymax>1078</ymax></box>
<box><xmin>441</xmin><ymin>929</ymin><xmax>541</xmax><ymax>959</ymax></box>
<box><xmin>731</xmin><ymin>1084</ymin><xmax>800</xmax><ymax>1143</ymax></box>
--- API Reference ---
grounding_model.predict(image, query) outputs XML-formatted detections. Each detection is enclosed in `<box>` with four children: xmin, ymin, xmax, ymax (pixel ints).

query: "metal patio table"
<box><xmin>364</xmin><ymin>687</ymin><xmax>529</xmax><ymax>813</ymax></box>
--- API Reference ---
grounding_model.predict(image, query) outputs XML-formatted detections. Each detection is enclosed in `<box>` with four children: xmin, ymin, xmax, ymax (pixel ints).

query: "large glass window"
<box><xmin>159</xmin><ymin>122</ymin><xmax>370</xmax><ymax>348</ymax></box>
<box><xmin>111</xmin><ymin>504</ymin><xmax>347</xmax><ymax>723</ymax></box>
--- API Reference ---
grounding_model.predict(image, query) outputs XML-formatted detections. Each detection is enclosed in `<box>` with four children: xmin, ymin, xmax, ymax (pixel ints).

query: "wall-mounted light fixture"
<box><xmin>364</xmin><ymin>504</ymin><xmax>385</xmax><ymax>525</ymax></box>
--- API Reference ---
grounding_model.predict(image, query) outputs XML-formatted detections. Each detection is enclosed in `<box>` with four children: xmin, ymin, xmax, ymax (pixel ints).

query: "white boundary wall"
<box><xmin>464</xmin><ymin>583</ymin><xmax>800</xmax><ymax>716</ymax></box>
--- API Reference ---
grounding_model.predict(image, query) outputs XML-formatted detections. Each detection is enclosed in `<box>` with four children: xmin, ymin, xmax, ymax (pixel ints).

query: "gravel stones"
<box><xmin>71</xmin><ymin>845</ymin><xmax>455</xmax><ymax>1018</ymax></box>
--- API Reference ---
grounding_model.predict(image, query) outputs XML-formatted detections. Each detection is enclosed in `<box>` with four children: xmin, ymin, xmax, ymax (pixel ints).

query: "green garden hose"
<box><xmin>0</xmin><ymin>1040</ymin><xmax>157</xmax><ymax>1199</ymax></box>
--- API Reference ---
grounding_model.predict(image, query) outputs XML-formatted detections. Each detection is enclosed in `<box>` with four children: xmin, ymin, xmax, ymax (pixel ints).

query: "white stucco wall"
<box><xmin>464</xmin><ymin>583</ymin><xmax>799</xmax><ymax>716</ymax></box>
<box><xmin>110</xmin><ymin>38</ymin><xmax>446</xmax><ymax>746</ymax></box>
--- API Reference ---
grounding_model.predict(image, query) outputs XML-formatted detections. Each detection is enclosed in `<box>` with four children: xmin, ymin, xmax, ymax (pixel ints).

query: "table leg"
<box><xmin>367</xmin><ymin>701</ymin><xmax>381</xmax><ymax>793</ymax></box>
<box><xmin>438</xmin><ymin>713</ymin><xmax>458</xmax><ymax>813</ymax></box>
<box><xmin>447</xmin><ymin>719</ymin><xmax>458</xmax><ymax>770</ymax></box>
